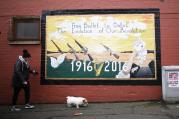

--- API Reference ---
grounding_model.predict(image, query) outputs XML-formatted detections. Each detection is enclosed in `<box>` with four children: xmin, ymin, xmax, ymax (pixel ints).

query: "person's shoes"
<box><xmin>10</xmin><ymin>106</ymin><xmax>21</xmax><ymax>111</ymax></box>
<box><xmin>25</xmin><ymin>104</ymin><xmax>35</xmax><ymax>109</ymax></box>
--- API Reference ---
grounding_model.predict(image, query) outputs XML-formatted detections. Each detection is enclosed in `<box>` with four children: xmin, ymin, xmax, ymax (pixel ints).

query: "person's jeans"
<box><xmin>12</xmin><ymin>85</ymin><xmax>30</xmax><ymax>105</ymax></box>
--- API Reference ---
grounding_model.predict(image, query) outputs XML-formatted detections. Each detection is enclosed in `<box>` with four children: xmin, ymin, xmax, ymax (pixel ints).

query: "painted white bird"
<box><xmin>50</xmin><ymin>57</ymin><xmax>59</xmax><ymax>68</ymax></box>
<box><xmin>50</xmin><ymin>54</ymin><xmax>66</xmax><ymax>68</ymax></box>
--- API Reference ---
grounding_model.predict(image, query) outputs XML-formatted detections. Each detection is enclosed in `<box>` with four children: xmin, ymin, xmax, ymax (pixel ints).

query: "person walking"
<box><xmin>11</xmin><ymin>49</ymin><xmax>37</xmax><ymax>111</ymax></box>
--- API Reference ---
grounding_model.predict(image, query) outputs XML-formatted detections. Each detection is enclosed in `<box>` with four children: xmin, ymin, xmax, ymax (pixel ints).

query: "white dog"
<box><xmin>66</xmin><ymin>96</ymin><xmax>88</xmax><ymax>108</ymax></box>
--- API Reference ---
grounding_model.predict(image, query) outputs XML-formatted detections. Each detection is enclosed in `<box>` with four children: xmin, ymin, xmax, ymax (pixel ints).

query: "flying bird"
<box><xmin>50</xmin><ymin>54</ymin><xmax>66</xmax><ymax>68</ymax></box>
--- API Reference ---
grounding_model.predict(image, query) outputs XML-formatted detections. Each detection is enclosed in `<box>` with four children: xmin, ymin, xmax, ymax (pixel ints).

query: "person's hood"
<box><xmin>19</xmin><ymin>56</ymin><xmax>25</xmax><ymax>62</ymax></box>
<box><xmin>19</xmin><ymin>55</ymin><xmax>29</xmax><ymax>68</ymax></box>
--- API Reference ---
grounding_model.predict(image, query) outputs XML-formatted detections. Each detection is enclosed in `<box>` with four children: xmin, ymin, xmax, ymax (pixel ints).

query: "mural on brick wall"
<box><xmin>41</xmin><ymin>9</ymin><xmax>161</xmax><ymax>84</ymax></box>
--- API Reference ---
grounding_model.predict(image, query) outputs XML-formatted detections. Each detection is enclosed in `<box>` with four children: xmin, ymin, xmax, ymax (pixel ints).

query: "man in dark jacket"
<box><xmin>11</xmin><ymin>49</ymin><xmax>37</xmax><ymax>111</ymax></box>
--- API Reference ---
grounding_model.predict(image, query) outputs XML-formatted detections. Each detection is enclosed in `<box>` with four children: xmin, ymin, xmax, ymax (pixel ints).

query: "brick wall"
<box><xmin>0</xmin><ymin>0</ymin><xmax>179</xmax><ymax>104</ymax></box>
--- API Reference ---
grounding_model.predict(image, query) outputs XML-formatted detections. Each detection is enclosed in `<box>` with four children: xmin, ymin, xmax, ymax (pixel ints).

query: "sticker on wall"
<box><xmin>41</xmin><ymin>9</ymin><xmax>161</xmax><ymax>85</ymax></box>
<box><xmin>167</xmin><ymin>72</ymin><xmax>179</xmax><ymax>88</ymax></box>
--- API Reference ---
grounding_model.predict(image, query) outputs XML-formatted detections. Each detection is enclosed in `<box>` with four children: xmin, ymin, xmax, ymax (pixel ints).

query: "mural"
<box><xmin>41</xmin><ymin>9</ymin><xmax>161</xmax><ymax>84</ymax></box>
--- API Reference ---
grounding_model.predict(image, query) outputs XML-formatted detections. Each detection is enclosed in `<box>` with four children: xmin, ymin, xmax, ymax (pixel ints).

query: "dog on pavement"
<box><xmin>66</xmin><ymin>96</ymin><xmax>88</xmax><ymax>108</ymax></box>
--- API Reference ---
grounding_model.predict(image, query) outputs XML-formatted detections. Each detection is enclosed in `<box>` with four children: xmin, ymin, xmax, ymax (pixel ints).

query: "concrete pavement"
<box><xmin>0</xmin><ymin>101</ymin><xmax>179</xmax><ymax>119</ymax></box>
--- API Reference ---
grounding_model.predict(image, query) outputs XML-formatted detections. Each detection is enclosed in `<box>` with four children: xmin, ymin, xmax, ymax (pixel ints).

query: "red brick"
<box><xmin>0</xmin><ymin>0</ymin><xmax>179</xmax><ymax>104</ymax></box>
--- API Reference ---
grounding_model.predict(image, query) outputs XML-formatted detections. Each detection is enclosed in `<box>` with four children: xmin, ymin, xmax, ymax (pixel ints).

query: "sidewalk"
<box><xmin>0</xmin><ymin>101</ymin><xmax>179</xmax><ymax>119</ymax></box>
